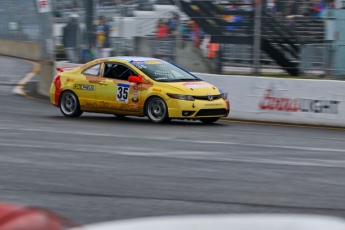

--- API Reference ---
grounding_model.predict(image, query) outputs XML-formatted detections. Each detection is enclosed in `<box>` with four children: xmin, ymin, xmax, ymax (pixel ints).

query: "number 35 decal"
<box><xmin>116</xmin><ymin>83</ymin><xmax>129</xmax><ymax>103</ymax></box>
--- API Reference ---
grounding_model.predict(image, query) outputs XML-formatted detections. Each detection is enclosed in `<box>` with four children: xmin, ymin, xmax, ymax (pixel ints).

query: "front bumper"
<box><xmin>166</xmin><ymin>98</ymin><xmax>230</xmax><ymax>118</ymax></box>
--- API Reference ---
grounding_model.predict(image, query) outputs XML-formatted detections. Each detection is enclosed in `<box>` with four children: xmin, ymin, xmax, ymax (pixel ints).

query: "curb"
<box><xmin>12</xmin><ymin>61</ymin><xmax>40</xmax><ymax>98</ymax></box>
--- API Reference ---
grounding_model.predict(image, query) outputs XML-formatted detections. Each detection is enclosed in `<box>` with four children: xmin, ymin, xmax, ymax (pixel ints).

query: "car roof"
<box><xmin>107</xmin><ymin>56</ymin><xmax>163</xmax><ymax>63</ymax></box>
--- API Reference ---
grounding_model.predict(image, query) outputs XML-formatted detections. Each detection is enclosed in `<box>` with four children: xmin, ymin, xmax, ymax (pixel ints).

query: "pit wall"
<box><xmin>49</xmin><ymin>62</ymin><xmax>345</xmax><ymax>127</ymax></box>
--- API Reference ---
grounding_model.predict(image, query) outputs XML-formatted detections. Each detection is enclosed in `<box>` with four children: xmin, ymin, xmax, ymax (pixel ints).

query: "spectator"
<box><xmin>167</xmin><ymin>12</ymin><xmax>179</xmax><ymax>37</ymax></box>
<box><xmin>188</xmin><ymin>20</ymin><xmax>203</xmax><ymax>47</ymax></box>
<box><xmin>94</xmin><ymin>16</ymin><xmax>112</xmax><ymax>58</ymax></box>
<box><xmin>62</xmin><ymin>13</ymin><xmax>81</xmax><ymax>63</ymax></box>
<box><xmin>155</xmin><ymin>19</ymin><xmax>168</xmax><ymax>38</ymax></box>
<box><xmin>178</xmin><ymin>21</ymin><xmax>187</xmax><ymax>39</ymax></box>
<box><xmin>313</xmin><ymin>0</ymin><xmax>326</xmax><ymax>17</ymax></box>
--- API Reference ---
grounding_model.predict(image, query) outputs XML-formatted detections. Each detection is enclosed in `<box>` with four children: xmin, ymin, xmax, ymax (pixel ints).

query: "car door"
<box><xmin>76</xmin><ymin>63</ymin><xmax>101</xmax><ymax>110</ymax></box>
<box><xmin>95</xmin><ymin>62</ymin><xmax>141</xmax><ymax>113</ymax></box>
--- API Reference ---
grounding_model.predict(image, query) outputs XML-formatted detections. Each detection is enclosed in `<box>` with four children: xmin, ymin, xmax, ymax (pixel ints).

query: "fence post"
<box><xmin>253</xmin><ymin>0</ymin><xmax>262</xmax><ymax>76</ymax></box>
<box><xmin>85</xmin><ymin>0</ymin><xmax>94</xmax><ymax>49</ymax></box>
<box><xmin>217</xmin><ymin>44</ymin><xmax>223</xmax><ymax>74</ymax></box>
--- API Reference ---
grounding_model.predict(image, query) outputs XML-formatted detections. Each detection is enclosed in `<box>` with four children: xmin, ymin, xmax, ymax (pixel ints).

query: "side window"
<box><xmin>103</xmin><ymin>63</ymin><xmax>136</xmax><ymax>81</ymax></box>
<box><xmin>82</xmin><ymin>64</ymin><xmax>101</xmax><ymax>76</ymax></box>
<box><xmin>103</xmin><ymin>63</ymin><xmax>117</xmax><ymax>78</ymax></box>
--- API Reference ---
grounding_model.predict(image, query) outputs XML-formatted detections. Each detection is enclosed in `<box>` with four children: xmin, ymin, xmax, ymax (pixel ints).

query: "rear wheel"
<box><xmin>199</xmin><ymin>117</ymin><xmax>220</xmax><ymax>124</ymax></box>
<box><xmin>146</xmin><ymin>97</ymin><xmax>170</xmax><ymax>123</ymax></box>
<box><xmin>59</xmin><ymin>91</ymin><xmax>83</xmax><ymax>117</ymax></box>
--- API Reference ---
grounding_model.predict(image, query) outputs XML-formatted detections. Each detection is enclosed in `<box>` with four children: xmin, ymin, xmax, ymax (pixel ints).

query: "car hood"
<box><xmin>162</xmin><ymin>81</ymin><xmax>220</xmax><ymax>95</ymax></box>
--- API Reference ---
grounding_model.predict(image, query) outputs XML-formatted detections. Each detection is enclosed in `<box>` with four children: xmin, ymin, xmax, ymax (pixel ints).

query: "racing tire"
<box><xmin>146</xmin><ymin>96</ymin><xmax>171</xmax><ymax>123</ymax></box>
<box><xmin>59</xmin><ymin>91</ymin><xmax>83</xmax><ymax>117</ymax></box>
<box><xmin>199</xmin><ymin>117</ymin><xmax>220</xmax><ymax>124</ymax></box>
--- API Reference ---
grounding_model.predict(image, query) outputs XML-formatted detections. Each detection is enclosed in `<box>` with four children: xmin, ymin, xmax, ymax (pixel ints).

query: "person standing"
<box><xmin>94</xmin><ymin>16</ymin><xmax>112</xmax><ymax>58</ymax></box>
<box><xmin>62</xmin><ymin>14</ymin><xmax>81</xmax><ymax>63</ymax></box>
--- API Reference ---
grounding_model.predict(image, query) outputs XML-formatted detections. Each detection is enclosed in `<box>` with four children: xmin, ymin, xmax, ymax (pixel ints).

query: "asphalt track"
<box><xmin>1</xmin><ymin>56</ymin><xmax>345</xmax><ymax>225</ymax></box>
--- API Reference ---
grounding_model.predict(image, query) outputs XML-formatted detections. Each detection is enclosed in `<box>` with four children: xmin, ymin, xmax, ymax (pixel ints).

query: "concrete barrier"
<box><xmin>37</xmin><ymin>60</ymin><xmax>54</xmax><ymax>97</ymax></box>
<box><xmin>38</xmin><ymin>61</ymin><xmax>81</xmax><ymax>97</ymax></box>
<box><xmin>0</xmin><ymin>39</ymin><xmax>40</xmax><ymax>60</ymax></box>
<box><xmin>196</xmin><ymin>73</ymin><xmax>345</xmax><ymax>127</ymax></box>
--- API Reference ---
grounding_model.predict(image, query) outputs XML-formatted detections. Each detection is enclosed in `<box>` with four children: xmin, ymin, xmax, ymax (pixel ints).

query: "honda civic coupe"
<box><xmin>50</xmin><ymin>56</ymin><xmax>230</xmax><ymax>123</ymax></box>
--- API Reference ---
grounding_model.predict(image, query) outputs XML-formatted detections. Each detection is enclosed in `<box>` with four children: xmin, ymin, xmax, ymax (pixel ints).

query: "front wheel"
<box><xmin>146</xmin><ymin>97</ymin><xmax>170</xmax><ymax>123</ymax></box>
<box><xmin>59</xmin><ymin>91</ymin><xmax>83</xmax><ymax>117</ymax></box>
<box><xmin>199</xmin><ymin>117</ymin><xmax>220</xmax><ymax>124</ymax></box>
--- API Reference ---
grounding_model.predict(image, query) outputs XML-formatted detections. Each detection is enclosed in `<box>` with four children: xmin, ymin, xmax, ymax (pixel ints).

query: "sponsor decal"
<box><xmin>132</xmin><ymin>61</ymin><xmax>143</xmax><ymax>65</ymax></box>
<box><xmin>132</xmin><ymin>97</ymin><xmax>139</xmax><ymax>103</ymax></box>
<box><xmin>183</xmin><ymin>82</ymin><xmax>211</xmax><ymax>89</ymax></box>
<box><xmin>136</xmin><ymin>65</ymin><xmax>146</xmax><ymax>69</ymax></box>
<box><xmin>116</xmin><ymin>83</ymin><xmax>130</xmax><ymax>103</ymax></box>
<box><xmin>152</xmin><ymin>88</ymin><xmax>162</xmax><ymax>93</ymax></box>
<box><xmin>132</xmin><ymin>85</ymin><xmax>141</xmax><ymax>91</ymax></box>
<box><xmin>259</xmin><ymin>89</ymin><xmax>340</xmax><ymax>114</ymax></box>
<box><xmin>204</xmin><ymin>103</ymin><xmax>222</xmax><ymax>106</ymax></box>
<box><xmin>66</xmin><ymin>78</ymin><xmax>74</xmax><ymax>83</ymax></box>
<box><xmin>73</xmin><ymin>84</ymin><xmax>94</xmax><ymax>91</ymax></box>
<box><xmin>145</xmin><ymin>61</ymin><xmax>161</xmax><ymax>64</ymax></box>
<box><xmin>300</xmin><ymin>99</ymin><xmax>340</xmax><ymax>114</ymax></box>
<box><xmin>133</xmin><ymin>93</ymin><xmax>138</xmax><ymax>97</ymax></box>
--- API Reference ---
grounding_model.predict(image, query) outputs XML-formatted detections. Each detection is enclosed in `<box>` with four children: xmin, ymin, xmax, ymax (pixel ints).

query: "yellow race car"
<box><xmin>50</xmin><ymin>57</ymin><xmax>230</xmax><ymax>123</ymax></box>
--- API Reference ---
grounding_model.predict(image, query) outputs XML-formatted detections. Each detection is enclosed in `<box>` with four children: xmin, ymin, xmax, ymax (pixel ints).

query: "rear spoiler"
<box><xmin>56</xmin><ymin>66</ymin><xmax>77</xmax><ymax>72</ymax></box>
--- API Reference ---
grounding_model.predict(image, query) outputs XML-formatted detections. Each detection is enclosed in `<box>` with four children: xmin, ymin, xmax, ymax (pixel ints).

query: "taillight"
<box><xmin>53</xmin><ymin>74</ymin><xmax>61</xmax><ymax>90</ymax></box>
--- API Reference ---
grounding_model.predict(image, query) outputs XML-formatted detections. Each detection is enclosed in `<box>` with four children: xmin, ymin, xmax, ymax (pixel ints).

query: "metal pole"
<box><xmin>253</xmin><ymin>0</ymin><xmax>262</xmax><ymax>76</ymax></box>
<box><xmin>85</xmin><ymin>0</ymin><xmax>94</xmax><ymax>48</ymax></box>
<box><xmin>40</xmin><ymin>11</ymin><xmax>53</xmax><ymax>60</ymax></box>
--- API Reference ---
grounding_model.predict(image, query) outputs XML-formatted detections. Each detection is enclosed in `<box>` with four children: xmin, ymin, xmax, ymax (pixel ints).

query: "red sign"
<box><xmin>259</xmin><ymin>89</ymin><xmax>299</xmax><ymax>112</ymax></box>
<box><xmin>36</xmin><ymin>0</ymin><xmax>51</xmax><ymax>13</ymax></box>
<box><xmin>40</xmin><ymin>0</ymin><xmax>47</xmax><ymax>8</ymax></box>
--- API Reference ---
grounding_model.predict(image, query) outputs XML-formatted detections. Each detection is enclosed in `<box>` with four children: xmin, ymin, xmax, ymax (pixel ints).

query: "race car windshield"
<box><xmin>130</xmin><ymin>60</ymin><xmax>201</xmax><ymax>82</ymax></box>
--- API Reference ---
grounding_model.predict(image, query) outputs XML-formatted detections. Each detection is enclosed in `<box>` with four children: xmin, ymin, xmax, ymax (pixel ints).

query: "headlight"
<box><xmin>220</xmin><ymin>93</ymin><xmax>228</xmax><ymax>100</ymax></box>
<box><xmin>167</xmin><ymin>93</ymin><xmax>195</xmax><ymax>101</ymax></box>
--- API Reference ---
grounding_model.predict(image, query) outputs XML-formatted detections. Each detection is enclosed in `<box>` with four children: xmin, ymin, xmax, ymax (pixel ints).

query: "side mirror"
<box><xmin>128</xmin><ymin>75</ymin><xmax>142</xmax><ymax>83</ymax></box>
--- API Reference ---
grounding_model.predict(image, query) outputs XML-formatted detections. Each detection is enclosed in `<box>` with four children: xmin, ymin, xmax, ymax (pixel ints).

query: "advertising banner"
<box><xmin>196</xmin><ymin>73</ymin><xmax>345</xmax><ymax>127</ymax></box>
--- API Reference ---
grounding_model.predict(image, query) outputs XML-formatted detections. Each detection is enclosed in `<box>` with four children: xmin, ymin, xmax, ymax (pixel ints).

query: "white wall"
<box><xmin>195</xmin><ymin>73</ymin><xmax>345</xmax><ymax>127</ymax></box>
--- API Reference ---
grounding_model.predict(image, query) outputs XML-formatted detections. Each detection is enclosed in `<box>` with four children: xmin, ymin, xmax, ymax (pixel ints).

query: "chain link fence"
<box><xmin>0</xmin><ymin>0</ymin><xmax>53</xmax><ymax>59</ymax></box>
<box><xmin>2</xmin><ymin>0</ymin><xmax>344</xmax><ymax>78</ymax></box>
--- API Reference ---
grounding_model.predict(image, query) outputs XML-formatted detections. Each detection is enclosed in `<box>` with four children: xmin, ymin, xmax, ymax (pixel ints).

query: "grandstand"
<box><xmin>53</xmin><ymin>0</ymin><xmax>326</xmax><ymax>75</ymax></box>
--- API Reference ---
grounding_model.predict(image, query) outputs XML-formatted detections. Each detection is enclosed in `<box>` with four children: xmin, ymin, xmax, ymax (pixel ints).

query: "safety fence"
<box><xmin>2</xmin><ymin>0</ymin><xmax>345</xmax><ymax>79</ymax></box>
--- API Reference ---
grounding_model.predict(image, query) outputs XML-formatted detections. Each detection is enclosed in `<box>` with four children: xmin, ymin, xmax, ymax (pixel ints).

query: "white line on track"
<box><xmin>0</xmin><ymin>126</ymin><xmax>345</xmax><ymax>154</ymax></box>
<box><xmin>1</xmin><ymin>141</ymin><xmax>345</xmax><ymax>169</ymax></box>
